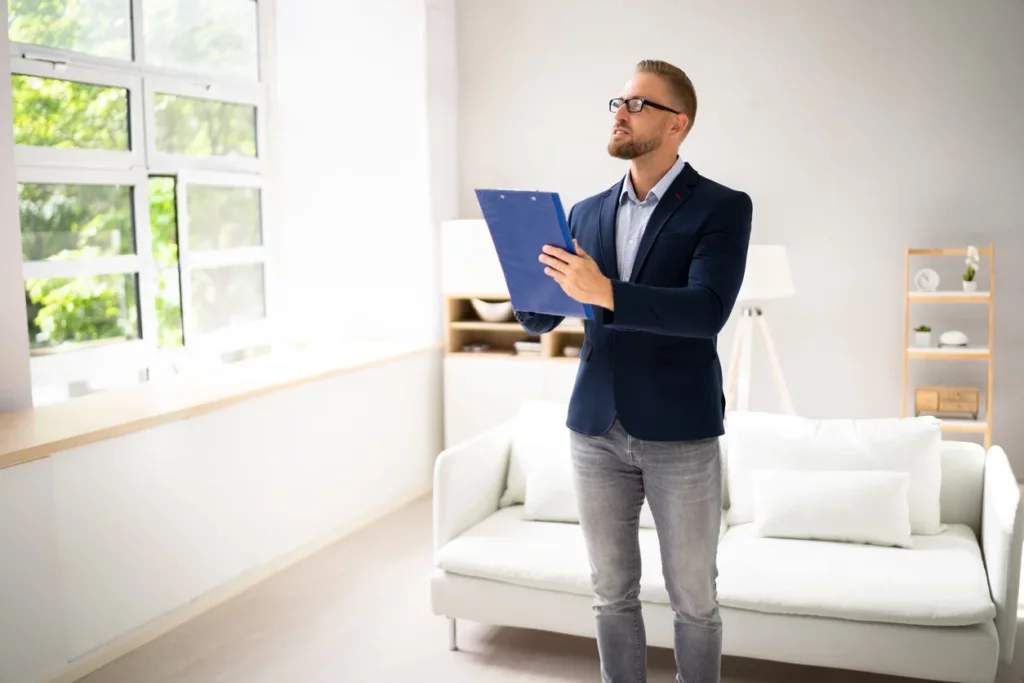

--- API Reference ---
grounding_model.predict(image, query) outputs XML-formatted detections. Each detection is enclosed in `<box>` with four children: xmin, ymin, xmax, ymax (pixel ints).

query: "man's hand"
<box><xmin>539</xmin><ymin>240</ymin><xmax>615</xmax><ymax>311</ymax></box>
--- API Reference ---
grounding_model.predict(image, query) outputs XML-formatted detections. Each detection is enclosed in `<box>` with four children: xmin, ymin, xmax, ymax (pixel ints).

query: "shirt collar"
<box><xmin>620</xmin><ymin>156</ymin><xmax>686</xmax><ymax>205</ymax></box>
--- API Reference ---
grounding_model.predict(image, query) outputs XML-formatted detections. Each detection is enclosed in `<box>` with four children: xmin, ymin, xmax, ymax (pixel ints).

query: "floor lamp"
<box><xmin>724</xmin><ymin>245</ymin><xmax>796</xmax><ymax>415</ymax></box>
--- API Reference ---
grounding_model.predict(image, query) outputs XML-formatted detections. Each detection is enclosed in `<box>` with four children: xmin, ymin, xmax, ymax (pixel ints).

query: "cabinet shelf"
<box><xmin>907</xmin><ymin>291</ymin><xmax>990</xmax><ymax>303</ymax></box>
<box><xmin>449</xmin><ymin>321</ymin><xmax>523</xmax><ymax>332</ymax></box>
<box><xmin>443</xmin><ymin>294</ymin><xmax>584</xmax><ymax>361</ymax></box>
<box><xmin>906</xmin><ymin>346</ymin><xmax>990</xmax><ymax>360</ymax></box>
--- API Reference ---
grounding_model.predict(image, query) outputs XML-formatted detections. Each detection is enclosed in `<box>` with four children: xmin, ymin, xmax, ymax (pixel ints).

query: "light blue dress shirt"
<box><xmin>615</xmin><ymin>156</ymin><xmax>686</xmax><ymax>281</ymax></box>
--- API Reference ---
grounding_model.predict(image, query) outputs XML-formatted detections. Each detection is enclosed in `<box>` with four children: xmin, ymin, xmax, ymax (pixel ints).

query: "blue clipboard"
<box><xmin>474</xmin><ymin>189</ymin><xmax>595</xmax><ymax>320</ymax></box>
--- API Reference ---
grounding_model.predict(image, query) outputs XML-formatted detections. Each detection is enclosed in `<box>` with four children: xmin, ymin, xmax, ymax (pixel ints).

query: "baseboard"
<box><xmin>39</xmin><ymin>486</ymin><xmax>432</xmax><ymax>683</ymax></box>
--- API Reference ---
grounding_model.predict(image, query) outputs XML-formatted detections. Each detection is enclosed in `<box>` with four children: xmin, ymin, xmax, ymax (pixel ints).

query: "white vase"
<box><xmin>914</xmin><ymin>332</ymin><xmax>932</xmax><ymax>347</ymax></box>
<box><xmin>962</xmin><ymin>280</ymin><xmax>977</xmax><ymax>293</ymax></box>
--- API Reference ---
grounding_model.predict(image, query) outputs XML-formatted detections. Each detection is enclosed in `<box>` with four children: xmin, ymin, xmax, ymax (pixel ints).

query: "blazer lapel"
<box><xmin>597</xmin><ymin>180</ymin><xmax>623</xmax><ymax>279</ymax></box>
<box><xmin>627</xmin><ymin>163</ymin><xmax>700</xmax><ymax>283</ymax></box>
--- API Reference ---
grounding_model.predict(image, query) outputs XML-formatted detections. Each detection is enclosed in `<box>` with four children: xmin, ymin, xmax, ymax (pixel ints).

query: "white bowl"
<box><xmin>471</xmin><ymin>298</ymin><xmax>513</xmax><ymax>323</ymax></box>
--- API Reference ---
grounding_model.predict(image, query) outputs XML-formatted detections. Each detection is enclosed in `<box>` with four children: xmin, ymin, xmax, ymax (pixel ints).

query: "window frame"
<box><xmin>144</xmin><ymin>77</ymin><xmax>267</xmax><ymax>175</ymax></box>
<box><xmin>174</xmin><ymin>170</ymin><xmax>270</xmax><ymax>347</ymax></box>
<box><xmin>8</xmin><ymin>0</ymin><xmax>277</xmax><ymax>401</ymax></box>
<box><xmin>9</xmin><ymin>57</ymin><xmax>146</xmax><ymax>169</ymax></box>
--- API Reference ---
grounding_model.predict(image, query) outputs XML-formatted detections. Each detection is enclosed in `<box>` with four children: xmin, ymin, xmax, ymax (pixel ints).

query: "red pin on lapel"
<box><xmin>675</xmin><ymin>192</ymin><xmax>681</xmax><ymax>199</ymax></box>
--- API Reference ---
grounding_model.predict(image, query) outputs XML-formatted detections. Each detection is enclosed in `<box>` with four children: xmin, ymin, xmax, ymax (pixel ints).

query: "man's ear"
<box><xmin>674</xmin><ymin>114</ymin><xmax>690</xmax><ymax>136</ymax></box>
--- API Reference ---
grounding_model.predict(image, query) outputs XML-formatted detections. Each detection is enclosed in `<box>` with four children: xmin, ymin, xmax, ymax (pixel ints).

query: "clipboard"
<box><xmin>474</xmin><ymin>189</ymin><xmax>595</xmax><ymax>320</ymax></box>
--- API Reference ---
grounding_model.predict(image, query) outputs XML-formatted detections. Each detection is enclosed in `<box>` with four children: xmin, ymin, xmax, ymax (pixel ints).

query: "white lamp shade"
<box><xmin>735</xmin><ymin>245</ymin><xmax>795</xmax><ymax>302</ymax></box>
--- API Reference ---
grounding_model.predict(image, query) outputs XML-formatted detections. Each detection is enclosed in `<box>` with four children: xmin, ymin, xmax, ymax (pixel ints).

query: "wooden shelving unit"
<box><xmin>901</xmin><ymin>244</ymin><xmax>995</xmax><ymax>448</ymax></box>
<box><xmin>444</xmin><ymin>294</ymin><xmax>585</xmax><ymax>361</ymax></box>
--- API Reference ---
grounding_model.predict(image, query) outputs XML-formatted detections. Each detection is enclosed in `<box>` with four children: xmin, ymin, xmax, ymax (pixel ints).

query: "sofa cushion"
<box><xmin>718</xmin><ymin>523</ymin><xmax>996</xmax><ymax>627</ymax></box>
<box><xmin>725</xmin><ymin>412</ymin><xmax>944</xmax><ymax>535</ymax></box>
<box><xmin>750</xmin><ymin>469</ymin><xmax>913</xmax><ymax>548</ymax></box>
<box><xmin>505</xmin><ymin>400</ymin><xmax>657</xmax><ymax>528</ymax></box>
<box><xmin>437</xmin><ymin>507</ymin><xmax>996</xmax><ymax>628</ymax></box>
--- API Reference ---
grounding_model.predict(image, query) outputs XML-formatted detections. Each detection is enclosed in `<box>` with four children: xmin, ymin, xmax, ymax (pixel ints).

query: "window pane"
<box><xmin>149</xmin><ymin>177</ymin><xmax>184</xmax><ymax>348</ymax></box>
<box><xmin>187</xmin><ymin>185</ymin><xmax>261</xmax><ymax>251</ymax></box>
<box><xmin>154</xmin><ymin>94</ymin><xmax>256</xmax><ymax>158</ymax></box>
<box><xmin>7</xmin><ymin>0</ymin><xmax>132</xmax><ymax>60</ymax></box>
<box><xmin>191</xmin><ymin>263</ymin><xmax>265</xmax><ymax>335</ymax></box>
<box><xmin>144</xmin><ymin>0</ymin><xmax>259</xmax><ymax>81</ymax></box>
<box><xmin>19</xmin><ymin>183</ymin><xmax>134</xmax><ymax>261</ymax></box>
<box><xmin>25</xmin><ymin>273</ymin><xmax>140</xmax><ymax>355</ymax></box>
<box><xmin>12</xmin><ymin>75</ymin><xmax>130</xmax><ymax>150</ymax></box>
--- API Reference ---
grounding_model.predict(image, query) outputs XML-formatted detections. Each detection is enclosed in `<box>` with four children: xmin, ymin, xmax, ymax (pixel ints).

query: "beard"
<box><xmin>607</xmin><ymin>130</ymin><xmax>662</xmax><ymax>160</ymax></box>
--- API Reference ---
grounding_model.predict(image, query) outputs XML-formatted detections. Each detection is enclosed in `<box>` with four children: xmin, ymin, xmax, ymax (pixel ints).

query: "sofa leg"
<box><xmin>449</xmin><ymin>617</ymin><xmax>458</xmax><ymax>651</ymax></box>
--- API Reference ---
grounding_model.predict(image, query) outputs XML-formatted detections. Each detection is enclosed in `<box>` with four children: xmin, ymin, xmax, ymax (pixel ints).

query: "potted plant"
<box><xmin>914</xmin><ymin>325</ymin><xmax>932</xmax><ymax>347</ymax></box>
<box><xmin>962</xmin><ymin>245</ymin><xmax>979</xmax><ymax>292</ymax></box>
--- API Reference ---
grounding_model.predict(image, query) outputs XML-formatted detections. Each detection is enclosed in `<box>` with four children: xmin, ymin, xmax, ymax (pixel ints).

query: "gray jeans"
<box><xmin>569</xmin><ymin>420</ymin><xmax>723</xmax><ymax>683</ymax></box>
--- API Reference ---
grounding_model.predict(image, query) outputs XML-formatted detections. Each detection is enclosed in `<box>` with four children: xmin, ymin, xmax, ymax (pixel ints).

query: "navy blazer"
<box><xmin>515</xmin><ymin>163</ymin><xmax>752</xmax><ymax>442</ymax></box>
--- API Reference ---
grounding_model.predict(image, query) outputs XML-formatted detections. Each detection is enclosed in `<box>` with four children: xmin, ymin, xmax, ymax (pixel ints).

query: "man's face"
<box><xmin>607</xmin><ymin>72</ymin><xmax>682</xmax><ymax>160</ymax></box>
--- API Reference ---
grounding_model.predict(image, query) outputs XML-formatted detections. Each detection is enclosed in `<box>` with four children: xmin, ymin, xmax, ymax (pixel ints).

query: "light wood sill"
<box><xmin>0</xmin><ymin>341</ymin><xmax>442</xmax><ymax>470</ymax></box>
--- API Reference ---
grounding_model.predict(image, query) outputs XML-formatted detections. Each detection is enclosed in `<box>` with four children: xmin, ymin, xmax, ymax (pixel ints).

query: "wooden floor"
<box><xmin>78</xmin><ymin>495</ymin><xmax>928</xmax><ymax>683</ymax></box>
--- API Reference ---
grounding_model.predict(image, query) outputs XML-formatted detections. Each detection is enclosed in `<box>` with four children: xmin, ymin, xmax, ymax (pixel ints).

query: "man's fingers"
<box><xmin>542</xmin><ymin>244</ymin><xmax>573</xmax><ymax>262</ymax></box>
<box><xmin>539</xmin><ymin>254</ymin><xmax>570</xmax><ymax>274</ymax></box>
<box><xmin>544</xmin><ymin>267</ymin><xmax>566</xmax><ymax>282</ymax></box>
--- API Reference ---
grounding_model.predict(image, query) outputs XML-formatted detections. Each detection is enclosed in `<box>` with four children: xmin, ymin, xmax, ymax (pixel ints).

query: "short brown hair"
<box><xmin>636</xmin><ymin>59</ymin><xmax>697</xmax><ymax>134</ymax></box>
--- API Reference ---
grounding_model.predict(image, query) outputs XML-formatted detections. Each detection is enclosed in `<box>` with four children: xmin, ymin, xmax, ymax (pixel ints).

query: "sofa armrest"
<box><xmin>982</xmin><ymin>445</ymin><xmax>1023</xmax><ymax>665</ymax></box>
<box><xmin>433</xmin><ymin>421</ymin><xmax>513</xmax><ymax>555</ymax></box>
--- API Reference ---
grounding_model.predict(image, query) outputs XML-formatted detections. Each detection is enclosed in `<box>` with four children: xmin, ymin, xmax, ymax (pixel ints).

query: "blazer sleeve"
<box><xmin>511</xmin><ymin>203</ymin><xmax>578</xmax><ymax>334</ymax></box>
<box><xmin>601</xmin><ymin>191</ymin><xmax>752</xmax><ymax>338</ymax></box>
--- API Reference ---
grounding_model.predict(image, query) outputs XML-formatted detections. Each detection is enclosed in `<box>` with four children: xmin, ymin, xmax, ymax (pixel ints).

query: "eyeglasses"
<box><xmin>609</xmin><ymin>97</ymin><xmax>681</xmax><ymax>115</ymax></box>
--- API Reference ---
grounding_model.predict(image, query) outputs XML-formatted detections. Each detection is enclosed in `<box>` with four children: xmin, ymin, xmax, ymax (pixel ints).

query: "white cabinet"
<box><xmin>442</xmin><ymin>355</ymin><xmax>579</xmax><ymax>447</ymax></box>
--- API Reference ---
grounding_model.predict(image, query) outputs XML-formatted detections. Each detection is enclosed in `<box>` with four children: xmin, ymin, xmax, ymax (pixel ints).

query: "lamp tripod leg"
<box><xmin>756</xmin><ymin>313</ymin><xmax>795</xmax><ymax>415</ymax></box>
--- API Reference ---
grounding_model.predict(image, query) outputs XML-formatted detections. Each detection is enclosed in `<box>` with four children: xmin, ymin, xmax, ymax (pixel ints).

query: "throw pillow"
<box><xmin>499</xmin><ymin>400</ymin><xmax>570</xmax><ymax>507</ymax></box>
<box><xmin>750</xmin><ymin>469</ymin><xmax>913</xmax><ymax>548</ymax></box>
<box><xmin>725</xmin><ymin>412</ymin><xmax>944</xmax><ymax>535</ymax></box>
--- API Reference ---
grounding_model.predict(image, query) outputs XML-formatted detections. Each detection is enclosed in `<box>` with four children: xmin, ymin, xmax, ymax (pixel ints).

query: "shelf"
<box><xmin>907</xmin><ymin>346</ymin><xmax>990</xmax><ymax>360</ymax></box>
<box><xmin>937</xmin><ymin>419</ymin><xmax>988</xmax><ymax>433</ymax></box>
<box><xmin>908</xmin><ymin>291</ymin><xmax>990</xmax><ymax>303</ymax></box>
<box><xmin>449</xmin><ymin>321</ymin><xmax>523</xmax><ymax>332</ymax></box>
<box><xmin>908</xmin><ymin>248</ymin><xmax>993</xmax><ymax>256</ymax></box>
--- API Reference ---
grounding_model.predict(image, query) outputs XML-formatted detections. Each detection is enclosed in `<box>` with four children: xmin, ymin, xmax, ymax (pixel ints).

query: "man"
<box><xmin>513</xmin><ymin>60</ymin><xmax>752</xmax><ymax>683</ymax></box>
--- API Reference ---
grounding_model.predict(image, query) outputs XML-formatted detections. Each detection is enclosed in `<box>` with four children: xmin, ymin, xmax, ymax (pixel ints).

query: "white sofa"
<box><xmin>430</xmin><ymin>404</ymin><xmax>1023</xmax><ymax>683</ymax></box>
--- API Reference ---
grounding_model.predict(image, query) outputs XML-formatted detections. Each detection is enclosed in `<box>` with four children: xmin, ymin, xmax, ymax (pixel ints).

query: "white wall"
<box><xmin>0</xmin><ymin>349</ymin><xmax>442</xmax><ymax>683</ymax></box>
<box><xmin>274</xmin><ymin>0</ymin><xmax>458</xmax><ymax>347</ymax></box>
<box><xmin>0</xmin><ymin>2</ymin><xmax>32</xmax><ymax>412</ymax></box>
<box><xmin>456</xmin><ymin>0</ymin><xmax>1024</xmax><ymax>468</ymax></box>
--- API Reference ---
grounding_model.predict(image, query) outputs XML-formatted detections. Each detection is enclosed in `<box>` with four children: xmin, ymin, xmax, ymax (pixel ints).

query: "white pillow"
<box><xmin>521</xmin><ymin>437</ymin><xmax>657</xmax><ymax>528</ymax></box>
<box><xmin>504</xmin><ymin>401</ymin><xmax>654</xmax><ymax>527</ymax></box>
<box><xmin>725</xmin><ymin>412</ymin><xmax>944</xmax><ymax>535</ymax></box>
<box><xmin>499</xmin><ymin>400</ymin><xmax>569</xmax><ymax>507</ymax></box>
<box><xmin>751</xmin><ymin>469</ymin><xmax>913</xmax><ymax>548</ymax></box>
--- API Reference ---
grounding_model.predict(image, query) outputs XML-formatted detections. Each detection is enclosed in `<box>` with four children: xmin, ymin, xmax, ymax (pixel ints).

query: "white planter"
<box><xmin>962</xmin><ymin>280</ymin><xmax>977</xmax><ymax>293</ymax></box>
<box><xmin>914</xmin><ymin>331</ymin><xmax>932</xmax><ymax>347</ymax></box>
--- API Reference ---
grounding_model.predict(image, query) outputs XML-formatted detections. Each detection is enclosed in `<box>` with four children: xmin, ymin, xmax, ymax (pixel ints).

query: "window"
<box><xmin>8</xmin><ymin>0</ymin><xmax>273</xmax><ymax>404</ymax></box>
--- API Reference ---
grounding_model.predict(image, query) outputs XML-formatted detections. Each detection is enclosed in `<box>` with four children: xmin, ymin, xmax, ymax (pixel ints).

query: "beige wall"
<box><xmin>455</xmin><ymin>0</ymin><xmax>1024</xmax><ymax>470</ymax></box>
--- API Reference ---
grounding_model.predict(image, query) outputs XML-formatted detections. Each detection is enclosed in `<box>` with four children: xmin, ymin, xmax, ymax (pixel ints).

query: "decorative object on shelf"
<box><xmin>513</xmin><ymin>340</ymin><xmax>542</xmax><ymax>356</ymax></box>
<box><xmin>460</xmin><ymin>343</ymin><xmax>492</xmax><ymax>353</ymax></box>
<box><xmin>471</xmin><ymin>298</ymin><xmax>514</xmax><ymax>323</ymax></box>
<box><xmin>939</xmin><ymin>330</ymin><xmax>968</xmax><ymax>347</ymax></box>
<box><xmin>962</xmin><ymin>245</ymin><xmax>979</xmax><ymax>292</ymax></box>
<box><xmin>913</xmin><ymin>268</ymin><xmax>940</xmax><ymax>292</ymax></box>
<box><xmin>724</xmin><ymin>245</ymin><xmax>796</xmax><ymax>415</ymax></box>
<box><xmin>913</xmin><ymin>325</ymin><xmax>932</xmax><ymax>347</ymax></box>
<box><xmin>902</xmin><ymin>243</ymin><xmax>994</xmax><ymax>448</ymax></box>
<box><xmin>563</xmin><ymin>345</ymin><xmax>581</xmax><ymax>358</ymax></box>
<box><xmin>914</xmin><ymin>386</ymin><xmax>980</xmax><ymax>420</ymax></box>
